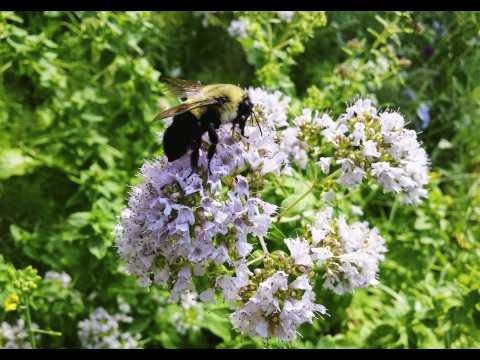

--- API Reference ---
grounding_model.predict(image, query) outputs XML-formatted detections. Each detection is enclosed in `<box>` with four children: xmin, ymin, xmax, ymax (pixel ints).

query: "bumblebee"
<box><xmin>154</xmin><ymin>78</ymin><xmax>261</xmax><ymax>175</ymax></box>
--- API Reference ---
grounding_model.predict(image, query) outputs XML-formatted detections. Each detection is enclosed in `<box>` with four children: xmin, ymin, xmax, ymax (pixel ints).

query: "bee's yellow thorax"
<box><xmin>190</xmin><ymin>84</ymin><xmax>244</xmax><ymax>124</ymax></box>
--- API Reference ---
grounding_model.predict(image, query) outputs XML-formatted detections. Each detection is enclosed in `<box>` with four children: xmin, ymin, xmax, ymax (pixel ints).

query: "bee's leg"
<box><xmin>231</xmin><ymin>119</ymin><xmax>237</xmax><ymax>135</ymax></box>
<box><xmin>239</xmin><ymin>117</ymin><xmax>249</xmax><ymax>138</ymax></box>
<box><xmin>207</xmin><ymin>124</ymin><xmax>219</xmax><ymax>175</ymax></box>
<box><xmin>187</xmin><ymin>139</ymin><xmax>200</xmax><ymax>178</ymax></box>
<box><xmin>253</xmin><ymin>112</ymin><xmax>263</xmax><ymax>136</ymax></box>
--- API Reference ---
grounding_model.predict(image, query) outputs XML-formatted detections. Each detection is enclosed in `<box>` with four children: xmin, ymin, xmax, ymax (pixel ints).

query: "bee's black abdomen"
<box><xmin>163</xmin><ymin>112</ymin><xmax>199</xmax><ymax>162</ymax></box>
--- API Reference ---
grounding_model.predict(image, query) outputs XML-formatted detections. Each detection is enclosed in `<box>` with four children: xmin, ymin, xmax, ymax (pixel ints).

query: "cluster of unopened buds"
<box><xmin>115</xmin><ymin>89</ymin><xmax>429</xmax><ymax>341</ymax></box>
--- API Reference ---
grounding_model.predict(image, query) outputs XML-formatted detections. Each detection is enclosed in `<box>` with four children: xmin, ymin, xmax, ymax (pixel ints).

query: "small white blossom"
<box><xmin>351</xmin><ymin>122</ymin><xmax>365</xmax><ymax>146</ymax></box>
<box><xmin>318</xmin><ymin>157</ymin><xmax>332</xmax><ymax>174</ymax></box>
<box><xmin>284</xmin><ymin>237</ymin><xmax>313</xmax><ymax>267</ymax></box>
<box><xmin>362</xmin><ymin>140</ymin><xmax>380</xmax><ymax>158</ymax></box>
<box><xmin>351</xmin><ymin>205</ymin><xmax>364</xmax><ymax>216</ymax></box>
<box><xmin>337</xmin><ymin>159</ymin><xmax>365</xmax><ymax>186</ymax></box>
<box><xmin>276</xmin><ymin>11</ymin><xmax>295</xmax><ymax>22</ymax></box>
<box><xmin>45</xmin><ymin>271</ymin><xmax>71</xmax><ymax>289</ymax></box>
<box><xmin>228</xmin><ymin>19</ymin><xmax>249</xmax><ymax>39</ymax></box>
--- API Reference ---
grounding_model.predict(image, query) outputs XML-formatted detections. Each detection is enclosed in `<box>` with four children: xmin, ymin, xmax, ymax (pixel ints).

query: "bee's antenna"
<box><xmin>253</xmin><ymin>111</ymin><xmax>262</xmax><ymax>136</ymax></box>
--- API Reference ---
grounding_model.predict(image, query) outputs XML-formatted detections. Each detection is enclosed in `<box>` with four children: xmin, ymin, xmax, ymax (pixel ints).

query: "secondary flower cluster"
<box><xmin>307</xmin><ymin>207</ymin><xmax>387</xmax><ymax>294</ymax></box>
<box><xmin>77</xmin><ymin>306</ymin><xmax>141</xmax><ymax>349</ymax></box>
<box><xmin>281</xmin><ymin>99</ymin><xmax>429</xmax><ymax>204</ymax></box>
<box><xmin>229</xmin><ymin>270</ymin><xmax>327</xmax><ymax>341</ymax></box>
<box><xmin>169</xmin><ymin>291</ymin><xmax>205</xmax><ymax>335</ymax></box>
<box><xmin>0</xmin><ymin>319</ymin><xmax>38</xmax><ymax>349</ymax></box>
<box><xmin>320</xmin><ymin>99</ymin><xmax>429</xmax><ymax>204</ymax></box>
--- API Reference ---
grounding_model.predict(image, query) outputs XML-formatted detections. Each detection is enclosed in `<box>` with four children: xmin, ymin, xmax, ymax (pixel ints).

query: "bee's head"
<box><xmin>238</xmin><ymin>96</ymin><xmax>254</xmax><ymax>119</ymax></box>
<box><xmin>237</xmin><ymin>95</ymin><xmax>262</xmax><ymax>136</ymax></box>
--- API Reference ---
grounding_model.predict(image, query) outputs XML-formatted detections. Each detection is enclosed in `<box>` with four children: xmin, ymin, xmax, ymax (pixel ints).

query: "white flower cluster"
<box><xmin>274</xmin><ymin>207</ymin><xmax>386</xmax><ymax>295</ymax></box>
<box><xmin>318</xmin><ymin>99</ymin><xmax>429</xmax><ymax>204</ymax></box>
<box><xmin>0</xmin><ymin>319</ymin><xmax>38</xmax><ymax>349</ymax></box>
<box><xmin>44</xmin><ymin>271</ymin><xmax>71</xmax><ymax>289</ymax></box>
<box><xmin>228</xmin><ymin>19</ymin><xmax>249</xmax><ymax>39</ymax></box>
<box><xmin>311</xmin><ymin>208</ymin><xmax>387</xmax><ymax>294</ymax></box>
<box><xmin>115</xmin><ymin>88</ymin><xmax>289</xmax><ymax>295</ymax></box>
<box><xmin>78</xmin><ymin>306</ymin><xmax>141</xmax><ymax>349</ymax></box>
<box><xmin>230</xmin><ymin>271</ymin><xmax>327</xmax><ymax>341</ymax></box>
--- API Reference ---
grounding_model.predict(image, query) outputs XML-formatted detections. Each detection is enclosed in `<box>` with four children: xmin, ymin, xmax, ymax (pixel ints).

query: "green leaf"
<box><xmin>81</xmin><ymin>113</ymin><xmax>104</xmax><ymax>123</ymax></box>
<box><xmin>414</xmin><ymin>216</ymin><xmax>432</xmax><ymax>231</ymax></box>
<box><xmin>0</xmin><ymin>148</ymin><xmax>36</xmax><ymax>179</ymax></box>
<box><xmin>202</xmin><ymin>311</ymin><xmax>232</xmax><ymax>342</ymax></box>
<box><xmin>366</xmin><ymin>324</ymin><xmax>400</xmax><ymax>347</ymax></box>
<box><xmin>67</xmin><ymin>212</ymin><xmax>91</xmax><ymax>228</ymax></box>
<box><xmin>87</xmin><ymin>236</ymin><xmax>110</xmax><ymax>259</ymax></box>
<box><xmin>9</xmin><ymin>224</ymin><xmax>30</xmax><ymax>244</ymax></box>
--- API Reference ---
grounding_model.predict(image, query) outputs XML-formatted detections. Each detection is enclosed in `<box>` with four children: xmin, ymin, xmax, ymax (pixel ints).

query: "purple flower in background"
<box><xmin>432</xmin><ymin>20</ymin><xmax>448</xmax><ymax>38</ymax></box>
<box><xmin>417</xmin><ymin>102</ymin><xmax>430</xmax><ymax>129</ymax></box>
<box><xmin>402</xmin><ymin>87</ymin><xmax>417</xmax><ymax>101</ymax></box>
<box><xmin>423</xmin><ymin>45</ymin><xmax>434</xmax><ymax>58</ymax></box>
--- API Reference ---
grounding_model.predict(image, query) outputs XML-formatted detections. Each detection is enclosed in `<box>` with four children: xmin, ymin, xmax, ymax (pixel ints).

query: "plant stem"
<box><xmin>388</xmin><ymin>194</ymin><xmax>399</xmax><ymax>224</ymax></box>
<box><xmin>277</xmin><ymin>182</ymin><xmax>315</xmax><ymax>221</ymax></box>
<box><xmin>247</xmin><ymin>255</ymin><xmax>266</xmax><ymax>266</ymax></box>
<box><xmin>25</xmin><ymin>296</ymin><xmax>36</xmax><ymax>349</ymax></box>
<box><xmin>277</xmin><ymin>169</ymin><xmax>341</xmax><ymax>221</ymax></box>
<box><xmin>259</xmin><ymin>237</ymin><xmax>269</xmax><ymax>254</ymax></box>
<box><xmin>32</xmin><ymin>329</ymin><xmax>62</xmax><ymax>337</ymax></box>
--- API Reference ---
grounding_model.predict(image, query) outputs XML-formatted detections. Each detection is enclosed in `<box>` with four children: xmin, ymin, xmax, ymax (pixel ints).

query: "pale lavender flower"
<box><xmin>416</xmin><ymin>102</ymin><xmax>430</xmax><ymax>129</ymax></box>
<box><xmin>115</xmin><ymin>114</ymin><xmax>280</xmax><ymax>295</ymax></box>
<box><xmin>284</xmin><ymin>237</ymin><xmax>313</xmax><ymax>267</ymax></box>
<box><xmin>362</xmin><ymin>140</ymin><xmax>380</xmax><ymax>158</ymax></box>
<box><xmin>78</xmin><ymin>307</ymin><xmax>141</xmax><ymax>349</ymax></box>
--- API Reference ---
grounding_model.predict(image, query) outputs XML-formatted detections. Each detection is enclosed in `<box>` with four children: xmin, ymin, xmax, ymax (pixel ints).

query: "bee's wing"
<box><xmin>153</xmin><ymin>97</ymin><xmax>227</xmax><ymax>121</ymax></box>
<box><xmin>162</xmin><ymin>77</ymin><xmax>204</xmax><ymax>100</ymax></box>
